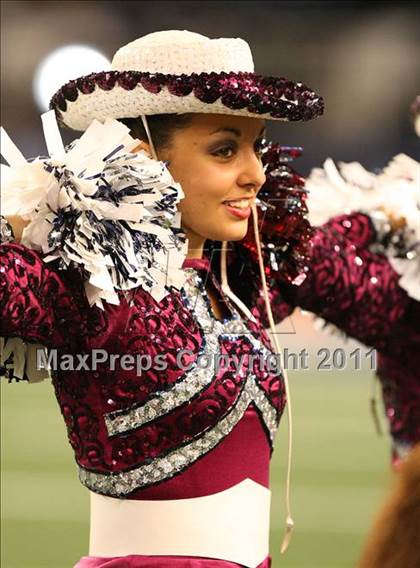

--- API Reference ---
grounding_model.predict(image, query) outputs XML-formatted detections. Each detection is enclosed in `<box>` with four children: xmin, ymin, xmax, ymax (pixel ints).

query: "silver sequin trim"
<box><xmin>80</xmin><ymin>374</ymin><xmax>278</xmax><ymax>497</ymax></box>
<box><xmin>104</xmin><ymin>269</ymin><xmax>278</xmax><ymax>436</ymax></box>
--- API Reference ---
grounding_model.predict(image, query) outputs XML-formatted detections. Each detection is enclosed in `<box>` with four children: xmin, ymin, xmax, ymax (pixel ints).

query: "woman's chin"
<box><xmin>207</xmin><ymin>223</ymin><xmax>249</xmax><ymax>242</ymax></box>
<box><xmin>227</xmin><ymin>227</ymin><xmax>249</xmax><ymax>242</ymax></box>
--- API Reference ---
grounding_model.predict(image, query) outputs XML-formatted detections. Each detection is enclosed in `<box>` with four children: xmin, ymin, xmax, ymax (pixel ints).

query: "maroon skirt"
<box><xmin>74</xmin><ymin>554</ymin><xmax>272</xmax><ymax>567</ymax></box>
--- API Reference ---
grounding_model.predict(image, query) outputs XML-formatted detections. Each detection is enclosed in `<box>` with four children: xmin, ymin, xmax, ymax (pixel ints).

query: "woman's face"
<box><xmin>157</xmin><ymin>113</ymin><xmax>267</xmax><ymax>255</ymax></box>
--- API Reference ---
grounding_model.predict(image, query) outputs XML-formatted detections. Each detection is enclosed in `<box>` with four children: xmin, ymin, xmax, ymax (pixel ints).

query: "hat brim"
<box><xmin>50</xmin><ymin>70</ymin><xmax>324</xmax><ymax>131</ymax></box>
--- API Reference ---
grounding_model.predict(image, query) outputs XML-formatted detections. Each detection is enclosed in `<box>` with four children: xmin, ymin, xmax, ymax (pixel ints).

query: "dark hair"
<box><xmin>117</xmin><ymin>113</ymin><xmax>195</xmax><ymax>150</ymax></box>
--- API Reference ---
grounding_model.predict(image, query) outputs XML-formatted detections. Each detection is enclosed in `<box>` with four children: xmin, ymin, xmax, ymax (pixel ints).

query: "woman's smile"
<box><xmin>221</xmin><ymin>199</ymin><xmax>253</xmax><ymax>220</ymax></box>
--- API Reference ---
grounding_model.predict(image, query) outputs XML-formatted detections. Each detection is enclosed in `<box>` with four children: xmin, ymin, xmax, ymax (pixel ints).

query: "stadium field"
<box><xmin>1</xmin><ymin>371</ymin><xmax>392</xmax><ymax>568</ymax></box>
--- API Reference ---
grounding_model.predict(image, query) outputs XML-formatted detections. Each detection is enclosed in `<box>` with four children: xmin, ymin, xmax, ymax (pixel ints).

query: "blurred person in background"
<box><xmin>305</xmin><ymin>94</ymin><xmax>420</xmax><ymax>469</ymax></box>
<box><xmin>356</xmin><ymin>443</ymin><xmax>420</xmax><ymax>568</ymax></box>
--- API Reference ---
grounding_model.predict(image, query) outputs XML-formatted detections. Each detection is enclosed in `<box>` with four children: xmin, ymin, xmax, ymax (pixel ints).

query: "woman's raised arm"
<box><xmin>0</xmin><ymin>241</ymin><xmax>87</xmax><ymax>348</ymax></box>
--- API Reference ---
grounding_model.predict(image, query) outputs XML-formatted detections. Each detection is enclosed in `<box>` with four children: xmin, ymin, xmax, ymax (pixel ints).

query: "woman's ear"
<box><xmin>130</xmin><ymin>140</ymin><xmax>152</xmax><ymax>157</ymax></box>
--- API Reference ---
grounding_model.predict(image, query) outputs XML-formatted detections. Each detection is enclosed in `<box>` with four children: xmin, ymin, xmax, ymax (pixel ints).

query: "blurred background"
<box><xmin>1</xmin><ymin>1</ymin><xmax>419</xmax><ymax>567</ymax></box>
<box><xmin>1</xmin><ymin>0</ymin><xmax>419</xmax><ymax>174</ymax></box>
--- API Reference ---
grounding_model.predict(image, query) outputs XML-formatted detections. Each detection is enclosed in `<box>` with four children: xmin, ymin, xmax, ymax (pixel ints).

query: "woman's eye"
<box><xmin>213</xmin><ymin>146</ymin><xmax>235</xmax><ymax>158</ymax></box>
<box><xmin>212</xmin><ymin>139</ymin><xmax>265</xmax><ymax>159</ymax></box>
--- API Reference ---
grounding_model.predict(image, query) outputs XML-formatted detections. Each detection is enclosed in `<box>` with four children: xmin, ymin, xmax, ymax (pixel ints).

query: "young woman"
<box><xmin>1</xmin><ymin>30</ymin><xmax>418</xmax><ymax>568</ymax></box>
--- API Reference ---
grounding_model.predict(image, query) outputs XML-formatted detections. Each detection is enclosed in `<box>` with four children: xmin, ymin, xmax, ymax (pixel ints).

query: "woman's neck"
<box><xmin>184</xmin><ymin>229</ymin><xmax>205</xmax><ymax>260</ymax></box>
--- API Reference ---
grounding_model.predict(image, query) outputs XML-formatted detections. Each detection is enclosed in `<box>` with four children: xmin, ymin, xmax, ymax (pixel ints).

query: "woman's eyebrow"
<box><xmin>210</xmin><ymin>127</ymin><xmax>241</xmax><ymax>137</ymax></box>
<box><xmin>210</xmin><ymin>125</ymin><xmax>266</xmax><ymax>138</ymax></box>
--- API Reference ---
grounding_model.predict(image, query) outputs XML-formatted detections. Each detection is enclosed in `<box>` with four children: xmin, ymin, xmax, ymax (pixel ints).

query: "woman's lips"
<box><xmin>222</xmin><ymin>200</ymin><xmax>252</xmax><ymax>219</ymax></box>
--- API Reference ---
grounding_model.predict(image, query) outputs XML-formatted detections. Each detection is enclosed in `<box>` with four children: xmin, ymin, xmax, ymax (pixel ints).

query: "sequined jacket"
<box><xmin>1</xmin><ymin>210</ymin><xmax>419</xmax><ymax>499</ymax></box>
<box><xmin>0</xmin><ymin>243</ymin><xmax>285</xmax><ymax>499</ymax></box>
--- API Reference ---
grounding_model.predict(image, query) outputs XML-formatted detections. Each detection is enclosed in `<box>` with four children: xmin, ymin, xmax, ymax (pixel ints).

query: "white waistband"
<box><xmin>89</xmin><ymin>478</ymin><xmax>271</xmax><ymax>568</ymax></box>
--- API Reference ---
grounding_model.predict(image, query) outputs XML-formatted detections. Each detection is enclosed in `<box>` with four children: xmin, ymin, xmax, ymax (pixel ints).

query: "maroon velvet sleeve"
<box><xmin>0</xmin><ymin>242</ymin><xmax>87</xmax><ymax>349</ymax></box>
<box><xmin>252</xmin><ymin>211</ymin><xmax>418</xmax><ymax>353</ymax></box>
<box><xmin>376</xmin><ymin>350</ymin><xmax>420</xmax><ymax>461</ymax></box>
<box><xmin>261</xmin><ymin>211</ymin><xmax>420</xmax><ymax>452</ymax></box>
<box><xmin>292</xmin><ymin>212</ymin><xmax>419</xmax><ymax>354</ymax></box>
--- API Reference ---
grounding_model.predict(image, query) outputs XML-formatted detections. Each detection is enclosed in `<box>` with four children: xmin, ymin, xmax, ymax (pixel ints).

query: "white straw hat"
<box><xmin>50</xmin><ymin>29</ymin><xmax>324</xmax><ymax>131</ymax></box>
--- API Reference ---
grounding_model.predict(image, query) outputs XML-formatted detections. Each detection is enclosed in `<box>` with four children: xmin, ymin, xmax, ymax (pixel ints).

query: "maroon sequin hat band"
<box><xmin>49</xmin><ymin>70</ymin><xmax>324</xmax><ymax>130</ymax></box>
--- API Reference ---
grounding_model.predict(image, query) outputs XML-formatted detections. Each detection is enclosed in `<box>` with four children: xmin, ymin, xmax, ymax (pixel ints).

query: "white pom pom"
<box><xmin>306</xmin><ymin>154</ymin><xmax>420</xmax><ymax>301</ymax></box>
<box><xmin>0</xmin><ymin>111</ymin><xmax>188</xmax><ymax>308</ymax></box>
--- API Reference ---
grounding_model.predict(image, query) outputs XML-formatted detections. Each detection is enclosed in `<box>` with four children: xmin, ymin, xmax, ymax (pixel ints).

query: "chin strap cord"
<box><xmin>141</xmin><ymin>115</ymin><xmax>158</xmax><ymax>160</ymax></box>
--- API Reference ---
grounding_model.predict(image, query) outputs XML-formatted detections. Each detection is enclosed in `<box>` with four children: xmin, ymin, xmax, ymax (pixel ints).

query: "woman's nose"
<box><xmin>238</xmin><ymin>153</ymin><xmax>267</xmax><ymax>193</ymax></box>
